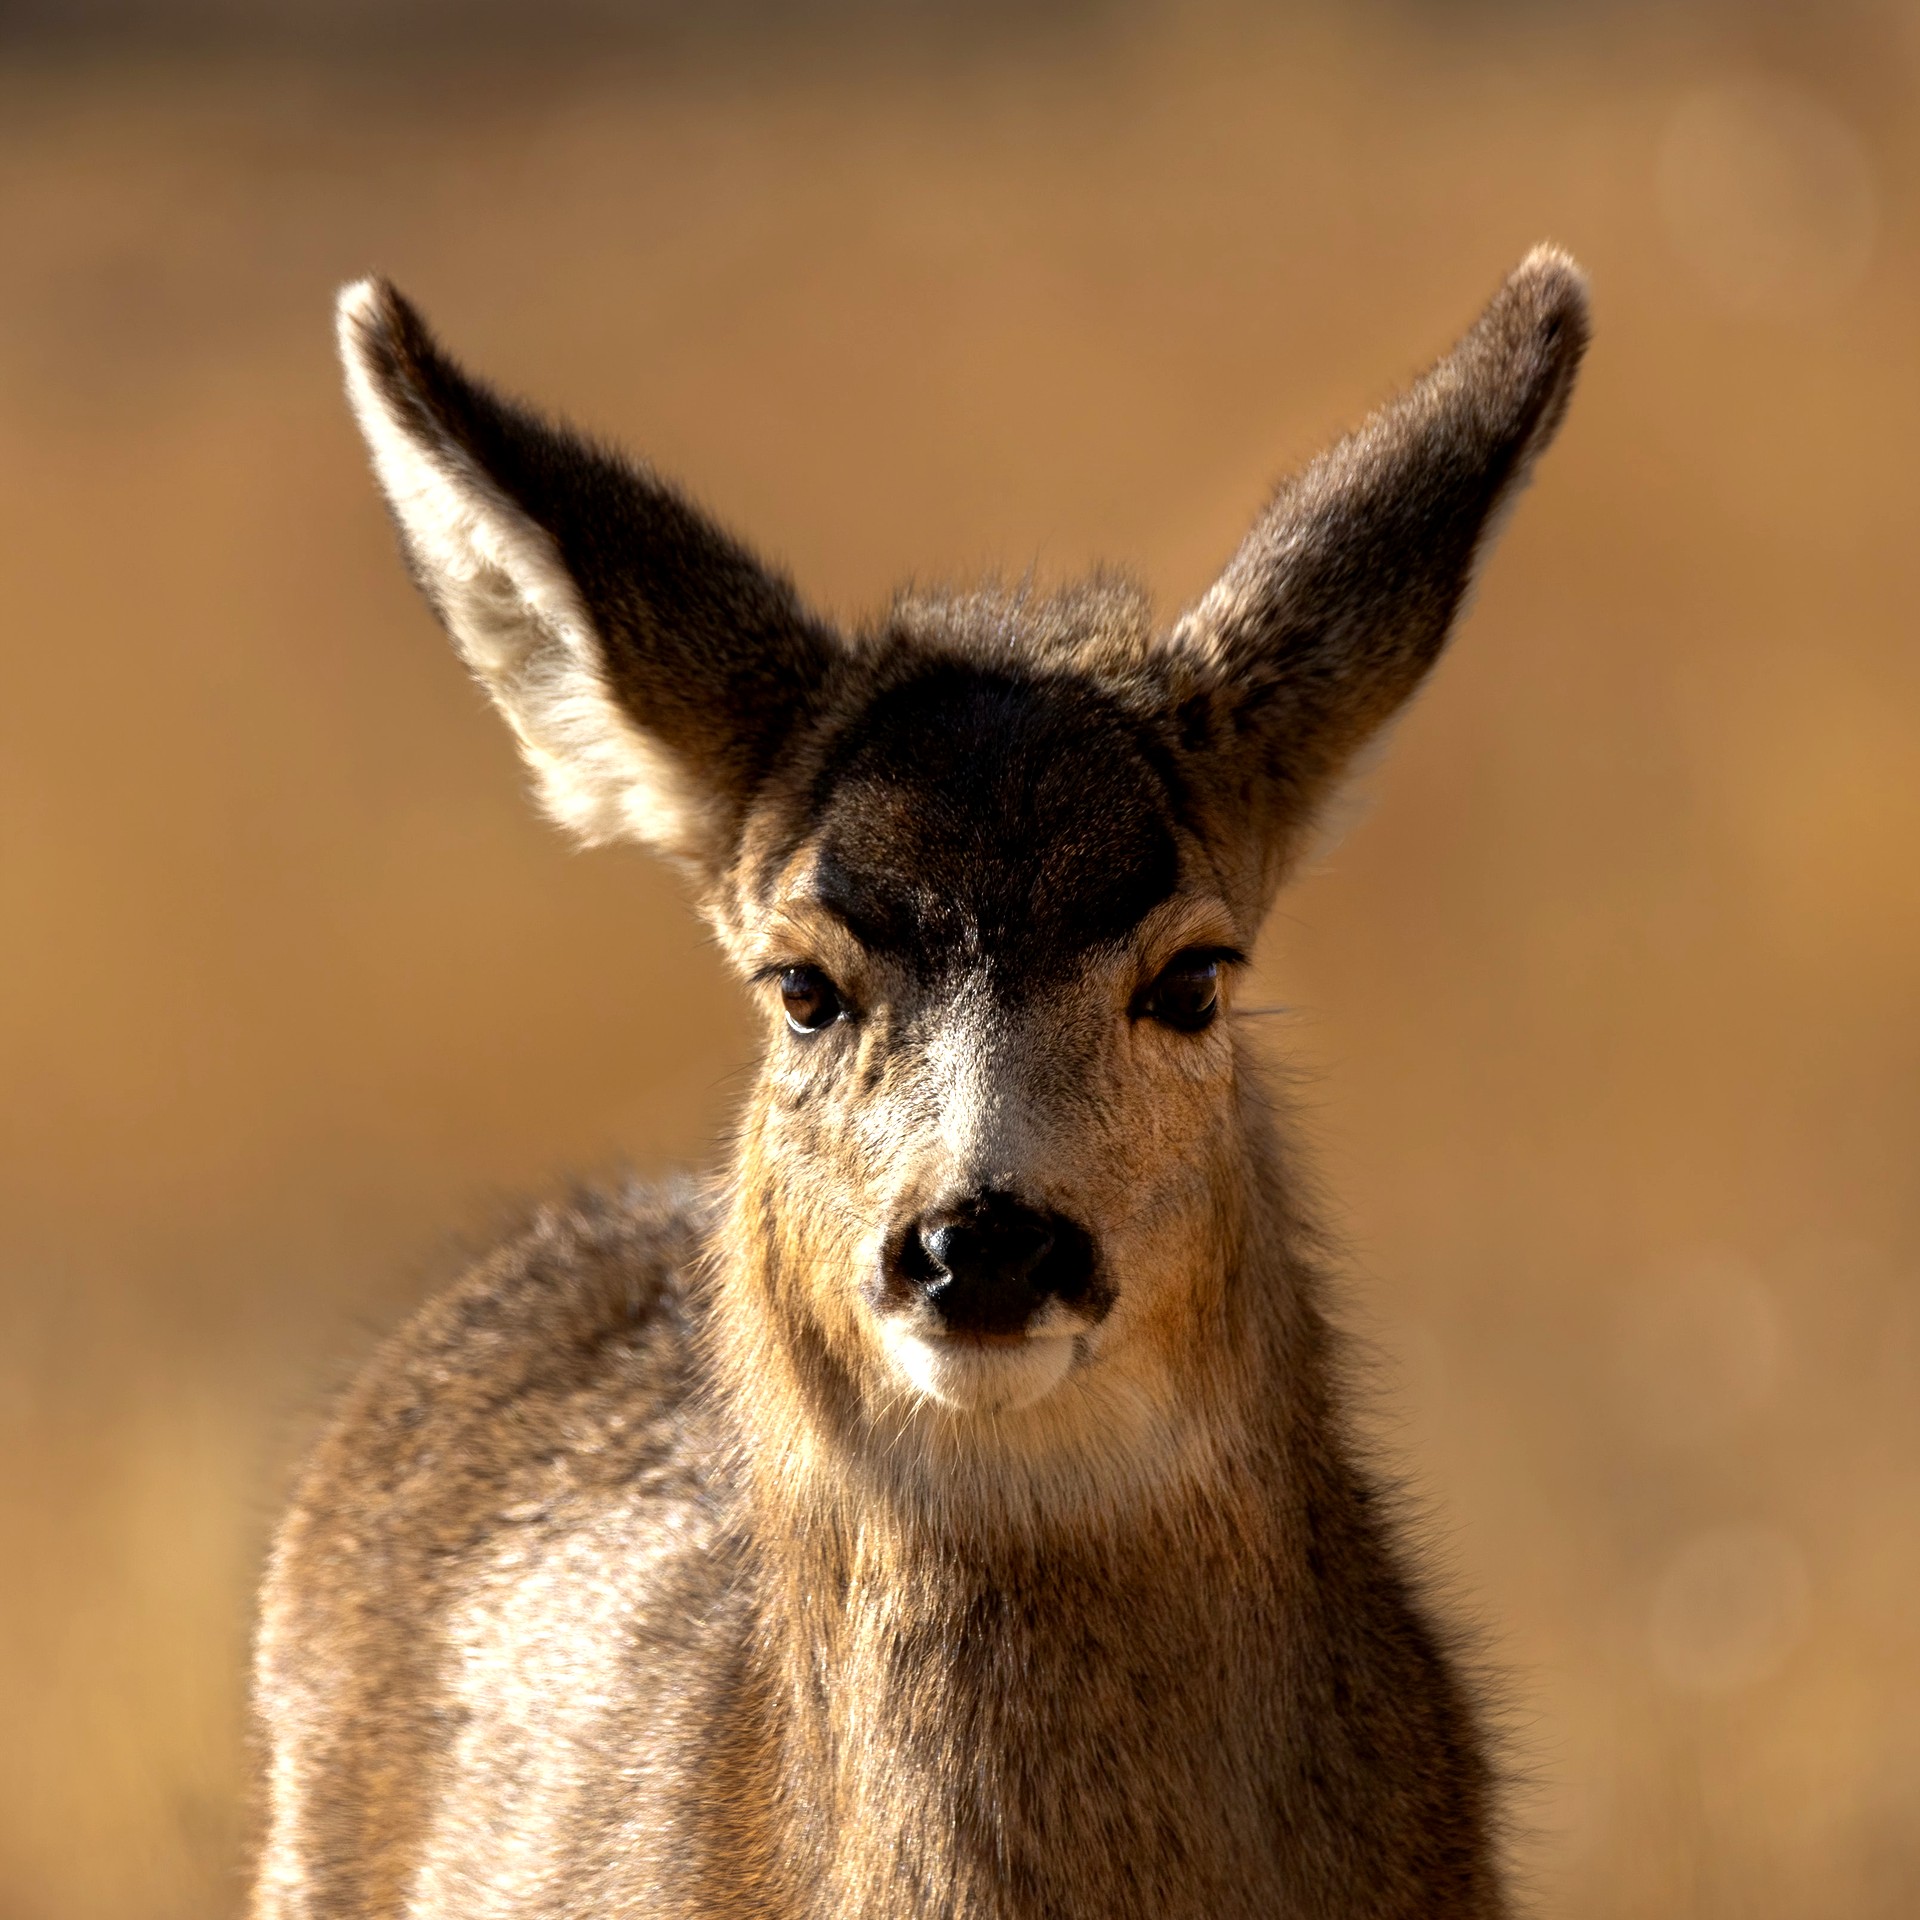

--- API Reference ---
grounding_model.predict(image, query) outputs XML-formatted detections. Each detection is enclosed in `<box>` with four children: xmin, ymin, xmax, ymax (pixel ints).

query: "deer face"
<box><xmin>729</xmin><ymin>656</ymin><xmax>1252</xmax><ymax>1416</ymax></box>
<box><xmin>335</xmin><ymin>251</ymin><xmax>1585</xmax><ymax>1434</ymax></box>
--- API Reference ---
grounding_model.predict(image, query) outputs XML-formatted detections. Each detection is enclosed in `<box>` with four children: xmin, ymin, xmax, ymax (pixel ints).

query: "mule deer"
<box><xmin>252</xmin><ymin>247</ymin><xmax>1587</xmax><ymax>1919</ymax></box>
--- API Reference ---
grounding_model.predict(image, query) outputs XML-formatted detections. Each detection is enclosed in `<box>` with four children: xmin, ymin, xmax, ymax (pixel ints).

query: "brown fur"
<box><xmin>254</xmin><ymin>249</ymin><xmax>1589</xmax><ymax>1918</ymax></box>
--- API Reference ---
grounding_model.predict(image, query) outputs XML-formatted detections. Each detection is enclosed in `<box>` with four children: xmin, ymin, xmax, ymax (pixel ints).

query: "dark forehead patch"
<box><xmin>809</xmin><ymin>665</ymin><xmax>1179</xmax><ymax>985</ymax></box>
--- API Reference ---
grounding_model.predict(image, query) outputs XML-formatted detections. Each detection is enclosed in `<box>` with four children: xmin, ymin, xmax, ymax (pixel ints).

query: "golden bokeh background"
<box><xmin>2</xmin><ymin>3</ymin><xmax>1916</xmax><ymax>1914</ymax></box>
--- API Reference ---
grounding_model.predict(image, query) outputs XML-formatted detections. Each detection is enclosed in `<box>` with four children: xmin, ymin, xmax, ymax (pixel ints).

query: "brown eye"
<box><xmin>1135</xmin><ymin>950</ymin><xmax>1226</xmax><ymax>1034</ymax></box>
<box><xmin>779</xmin><ymin>966</ymin><xmax>845</xmax><ymax>1034</ymax></box>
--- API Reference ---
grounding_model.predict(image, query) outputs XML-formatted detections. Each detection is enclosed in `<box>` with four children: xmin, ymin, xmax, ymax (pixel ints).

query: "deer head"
<box><xmin>338</xmin><ymin>252</ymin><xmax>1585</xmax><ymax>1470</ymax></box>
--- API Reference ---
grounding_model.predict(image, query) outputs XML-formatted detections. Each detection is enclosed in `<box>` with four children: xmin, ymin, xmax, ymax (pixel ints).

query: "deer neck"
<box><xmin>703</xmin><ymin>1164</ymin><xmax>1312</xmax><ymax>1916</ymax></box>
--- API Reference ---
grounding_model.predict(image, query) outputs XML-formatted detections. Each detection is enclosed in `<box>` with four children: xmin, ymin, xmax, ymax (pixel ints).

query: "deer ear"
<box><xmin>1164</xmin><ymin>246</ymin><xmax>1589</xmax><ymax>893</ymax></box>
<box><xmin>336</xmin><ymin>278</ymin><xmax>838</xmax><ymax>872</ymax></box>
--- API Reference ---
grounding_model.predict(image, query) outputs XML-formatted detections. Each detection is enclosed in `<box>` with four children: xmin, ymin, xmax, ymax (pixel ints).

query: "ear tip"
<box><xmin>1502</xmin><ymin>243</ymin><xmax>1592</xmax><ymax>357</ymax></box>
<box><xmin>334</xmin><ymin>275</ymin><xmax>432</xmax><ymax>376</ymax></box>
<box><xmin>337</xmin><ymin>275</ymin><xmax>392</xmax><ymax>343</ymax></box>
<box><xmin>1513</xmin><ymin>240</ymin><xmax>1588</xmax><ymax>292</ymax></box>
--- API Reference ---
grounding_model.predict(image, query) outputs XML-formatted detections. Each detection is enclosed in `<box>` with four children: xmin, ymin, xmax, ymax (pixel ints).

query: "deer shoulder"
<box><xmin>253</xmin><ymin>1181</ymin><xmax>745</xmax><ymax>1917</ymax></box>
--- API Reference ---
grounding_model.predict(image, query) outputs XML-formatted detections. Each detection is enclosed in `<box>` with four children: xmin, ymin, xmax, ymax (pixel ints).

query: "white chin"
<box><xmin>880</xmin><ymin>1324</ymin><xmax>1077</xmax><ymax>1413</ymax></box>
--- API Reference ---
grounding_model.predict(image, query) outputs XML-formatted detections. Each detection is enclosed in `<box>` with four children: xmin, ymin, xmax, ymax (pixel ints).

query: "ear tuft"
<box><xmin>1455</xmin><ymin>242</ymin><xmax>1590</xmax><ymax>474</ymax></box>
<box><xmin>336</xmin><ymin>275</ymin><xmax>403</xmax><ymax>371</ymax></box>
<box><xmin>1506</xmin><ymin>242</ymin><xmax>1591</xmax><ymax>341</ymax></box>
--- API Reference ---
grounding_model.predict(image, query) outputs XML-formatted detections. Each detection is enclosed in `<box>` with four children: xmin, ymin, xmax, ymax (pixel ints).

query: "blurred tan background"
<box><xmin>2</xmin><ymin>1</ymin><xmax>1917</xmax><ymax>1914</ymax></box>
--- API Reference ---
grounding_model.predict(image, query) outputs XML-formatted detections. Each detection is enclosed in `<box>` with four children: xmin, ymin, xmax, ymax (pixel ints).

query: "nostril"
<box><xmin>894</xmin><ymin>1221</ymin><xmax>940</xmax><ymax>1292</ymax></box>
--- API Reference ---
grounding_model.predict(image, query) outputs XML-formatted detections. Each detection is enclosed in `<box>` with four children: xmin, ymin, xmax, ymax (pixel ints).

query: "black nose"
<box><xmin>889</xmin><ymin>1191</ymin><xmax>1098</xmax><ymax>1338</ymax></box>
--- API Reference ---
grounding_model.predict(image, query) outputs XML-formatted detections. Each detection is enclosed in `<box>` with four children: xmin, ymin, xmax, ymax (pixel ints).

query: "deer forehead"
<box><xmin>742</xmin><ymin>661</ymin><xmax>1224</xmax><ymax>998</ymax></box>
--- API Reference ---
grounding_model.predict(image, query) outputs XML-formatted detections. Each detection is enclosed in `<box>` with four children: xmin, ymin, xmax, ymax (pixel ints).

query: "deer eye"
<box><xmin>1134</xmin><ymin>950</ymin><xmax>1225</xmax><ymax>1034</ymax></box>
<box><xmin>779</xmin><ymin>966</ymin><xmax>845</xmax><ymax>1034</ymax></box>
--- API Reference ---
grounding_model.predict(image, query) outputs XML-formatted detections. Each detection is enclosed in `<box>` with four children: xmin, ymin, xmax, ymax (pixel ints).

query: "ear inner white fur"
<box><xmin>336</xmin><ymin>280</ymin><xmax>720</xmax><ymax>862</ymax></box>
